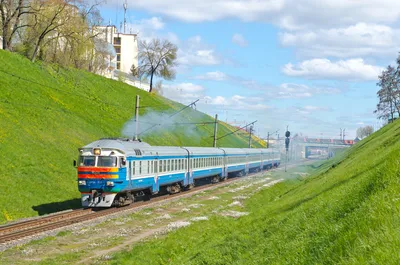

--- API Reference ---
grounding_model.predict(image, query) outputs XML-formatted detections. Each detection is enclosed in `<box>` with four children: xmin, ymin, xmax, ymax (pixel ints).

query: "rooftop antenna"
<box><xmin>123</xmin><ymin>0</ymin><xmax>127</xmax><ymax>34</ymax></box>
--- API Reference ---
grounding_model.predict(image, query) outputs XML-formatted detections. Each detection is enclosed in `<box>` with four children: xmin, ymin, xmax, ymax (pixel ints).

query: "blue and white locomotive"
<box><xmin>77</xmin><ymin>138</ymin><xmax>280</xmax><ymax>207</ymax></box>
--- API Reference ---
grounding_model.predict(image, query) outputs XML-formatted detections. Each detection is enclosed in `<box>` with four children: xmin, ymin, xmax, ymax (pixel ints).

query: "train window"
<box><xmin>159</xmin><ymin>160</ymin><xmax>163</xmax><ymax>172</ymax></box>
<box><xmin>139</xmin><ymin>161</ymin><xmax>142</xmax><ymax>174</ymax></box>
<box><xmin>79</xmin><ymin>156</ymin><xmax>96</xmax><ymax>167</ymax></box>
<box><xmin>97</xmin><ymin>156</ymin><xmax>117</xmax><ymax>167</ymax></box>
<box><xmin>165</xmin><ymin>160</ymin><xmax>168</xmax><ymax>172</ymax></box>
<box><xmin>131</xmin><ymin>161</ymin><xmax>135</xmax><ymax>176</ymax></box>
<box><xmin>154</xmin><ymin>160</ymin><xmax>158</xmax><ymax>173</ymax></box>
<box><xmin>149</xmin><ymin>161</ymin><xmax>152</xmax><ymax>174</ymax></box>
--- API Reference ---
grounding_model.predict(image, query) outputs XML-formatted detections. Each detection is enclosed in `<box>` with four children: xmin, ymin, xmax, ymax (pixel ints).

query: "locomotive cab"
<box><xmin>77</xmin><ymin>147</ymin><xmax>127</xmax><ymax>207</ymax></box>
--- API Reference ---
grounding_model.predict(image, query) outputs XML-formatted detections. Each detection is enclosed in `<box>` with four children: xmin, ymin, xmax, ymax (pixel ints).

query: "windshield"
<box><xmin>78</xmin><ymin>156</ymin><xmax>117</xmax><ymax>167</ymax></box>
<box><xmin>97</xmin><ymin>156</ymin><xmax>117</xmax><ymax>167</ymax></box>
<box><xmin>79</xmin><ymin>156</ymin><xmax>95</xmax><ymax>166</ymax></box>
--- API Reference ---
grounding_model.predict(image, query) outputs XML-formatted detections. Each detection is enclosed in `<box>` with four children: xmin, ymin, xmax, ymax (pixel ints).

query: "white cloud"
<box><xmin>232</xmin><ymin>34</ymin><xmax>248</xmax><ymax>47</ymax></box>
<box><xmin>203</xmin><ymin>95</ymin><xmax>270</xmax><ymax>111</ymax></box>
<box><xmin>240</xmin><ymin>79</ymin><xmax>342</xmax><ymax>99</ymax></box>
<box><xmin>106</xmin><ymin>0</ymin><xmax>400</xmax><ymax>29</ymax></box>
<box><xmin>282</xmin><ymin>58</ymin><xmax>384</xmax><ymax>81</ymax></box>
<box><xmin>280</xmin><ymin>23</ymin><xmax>400</xmax><ymax>58</ymax></box>
<box><xmin>161</xmin><ymin>82</ymin><xmax>270</xmax><ymax>112</ymax></box>
<box><xmin>295</xmin><ymin>105</ymin><xmax>331</xmax><ymax>115</ymax></box>
<box><xmin>107</xmin><ymin>0</ymin><xmax>284</xmax><ymax>23</ymax></box>
<box><xmin>125</xmin><ymin>17</ymin><xmax>165</xmax><ymax>38</ymax></box>
<box><xmin>177</xmin><ymin>36</ymin><xmax>221</xmax><ymax>68</ymax></box>
<box><xmin>194</xmin><ymin>71</ymin><xmax>228</xmax><ymax>81</ymax></box>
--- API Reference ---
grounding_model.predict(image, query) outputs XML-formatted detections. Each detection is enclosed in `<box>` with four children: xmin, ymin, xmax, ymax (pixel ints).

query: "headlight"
<box><xmin>78</xmin><ymin>180</ymin><xmax>86</xmax><ymax>186</ymax></box>
<box><xmin>93</xmin><ymin>148</ymin><xmax>101</xmax><ymax>155</ymax></box>
<box><xmin>106</xmin><ymin>181</ymin><xmax>114</xmax><ymax>187</ymax></box>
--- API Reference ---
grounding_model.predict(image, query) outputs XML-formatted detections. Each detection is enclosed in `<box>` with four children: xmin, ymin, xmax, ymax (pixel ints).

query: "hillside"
<box><xmin>0</xmin><ymin>50</ymin><xmax>265</xmax><ymax>223</ymax></box>
<box><xmin>106</xmin><ymin>120</ymin><xmax>400</xmax><ymax>264</ymax></box>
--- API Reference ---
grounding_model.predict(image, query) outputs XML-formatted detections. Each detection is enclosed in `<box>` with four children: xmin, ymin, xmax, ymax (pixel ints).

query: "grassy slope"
<box><xmin>0</xmin><ymin>50</ymin><xmax>265</xmax><ymax>223</ymax></box>
<box><xmin>110</xmin><ymin>120</ymin><xmax>400</xmax><ymax>264</ymax></box>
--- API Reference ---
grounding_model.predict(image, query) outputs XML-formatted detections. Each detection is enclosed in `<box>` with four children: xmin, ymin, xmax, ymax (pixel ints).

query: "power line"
<box><xmin>216</xmin><ymin>120</ymin><xmax>257</xmax><ymax>140</ymax></box>
<box><xmin>137</xmin><ymin>99</ymin><xmax>200</xmax><ymax>136</ymax></box>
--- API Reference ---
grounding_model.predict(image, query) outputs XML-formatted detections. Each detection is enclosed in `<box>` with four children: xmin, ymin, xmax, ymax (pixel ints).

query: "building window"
<box><xmin>117</xmin><ymin>54</ymin><xmax>121</xmax><ymax>61</ymax></box>
<box><xmin>114</xmin><ymin>37</ymin><xmax>121</xmax><ymax>45</ymax></box>
<box><xmin>117</xmin><ymin>62</ymin><xmax>120</xmax><ymax>70</ymax></box>
<box><xmin>115</xmin><ymin>46</ymin><xmax>121</xmax><ymax>53</ymax></box>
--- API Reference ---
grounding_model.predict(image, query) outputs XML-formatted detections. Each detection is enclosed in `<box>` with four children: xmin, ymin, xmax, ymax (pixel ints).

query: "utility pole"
<box><xmin>248</xmin><ymin>125</ymin><xmax>253</xmax><ymax>148</ymax></box>
<box><xmin>213</xmin><ymin>114</ymin><xmax>218</xmax><ymax>147</ymax></box>
<box><xmin>123</xmin><ymin>1</ymin><xmax>127</xmax><ymax>34</ymax></box>
<box><xmin>343</xmin><ymin>129</ymin><xmax>346</xmax><ymax>141</ymax></box>
<box><xmin>134</xmin><ymin>95</ymin><xmax>140</xmax><ymax>140</ymax></box>
<box><xmin>267</xmin><ymin>132</ymin><xmax>270</xmax><ymax>148</ymax></box>
<box><xmin>340</xmin><ymin>128</ymin><xmax>342</xmax><ymax>141</ymax></box>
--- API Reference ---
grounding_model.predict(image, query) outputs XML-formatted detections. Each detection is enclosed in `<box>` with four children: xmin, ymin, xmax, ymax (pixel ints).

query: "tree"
<box><xmin>375</xmin><ymin>55</ymin><xmax>400</xmax><ymax>122</ymax></box>
<box><xmin>356</xmin><ymin>126</ymin><xmax>374</xmax><ymax>139</ymax></box>
<box><xmin>0</xmin><ymin>0</ymin><xmax>33</xmax><ymax>50</ymax></box>
<box><xmin>28</xmin><ymin>0</ymin><xmax>76</xmax><ymax>62</ymax></box>
<box><xmin>137</xmin><ymin>38</ymin><xmax>177</xmax><ymax>93</ymax></box>
<box><xmin>130</xmin><ymin>64</ymin><xmax>138</xmax><ymax>77</ymax></box>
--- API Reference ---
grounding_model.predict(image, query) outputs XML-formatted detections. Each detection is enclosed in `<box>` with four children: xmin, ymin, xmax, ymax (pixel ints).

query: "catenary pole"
<box><xmin>213</xmin><ymin>114</ymin><xmax>218</xmax><ymax>147</ymax></box>
<box><xmin>134</xmin><ymin>95</ymin><xmax>140</xmax><ymax>140</ymax></box>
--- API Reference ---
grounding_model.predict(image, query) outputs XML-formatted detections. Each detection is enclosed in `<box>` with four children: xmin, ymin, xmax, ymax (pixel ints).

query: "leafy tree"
<box><xmin>137</xmin><ymin>38</ymin><xmax>177</xmax><ymax>93</ymax></box>
<box><xmin>0</xmin><ymin>0</ymin><xmax>33</xmax><ymax>50</ymax></box>
<box><xmin>375</xmin><ymin>55</ymin><xmax>400</xmax><ymax>122</ymax></box>
<box><xmin>130</xmin><ymin>64</ymin><xmax>138</xmax><ymax>77</ymax></box>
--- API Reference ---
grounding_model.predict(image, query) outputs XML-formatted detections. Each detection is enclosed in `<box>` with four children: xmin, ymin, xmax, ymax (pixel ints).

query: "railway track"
<box><xmin>0</xmin><ymin>166</ymin><xmax>287</xmax><ymax>245</ymax></box>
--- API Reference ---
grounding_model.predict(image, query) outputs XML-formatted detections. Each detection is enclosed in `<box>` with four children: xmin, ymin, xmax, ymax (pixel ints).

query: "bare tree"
<box><xmin>0</xmin><ymin>0</ymin><xmax>33</xmax><ymax>50</ymax></box>
<box><xmin>356</xmin><ymin>126</ymin><xmax>374</xmax><ymax>139</ymax></box>
<box><xmin>137</xmin><ymin>38</ymin><xmax>177</xmax><ymax>93</ymax></box>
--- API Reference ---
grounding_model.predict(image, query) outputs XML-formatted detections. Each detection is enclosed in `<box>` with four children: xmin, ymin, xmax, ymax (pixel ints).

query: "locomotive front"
<box><xmin>77</xmin><ymin>145</ymin><xmax>127</xmax><ymax>207</ymax></box>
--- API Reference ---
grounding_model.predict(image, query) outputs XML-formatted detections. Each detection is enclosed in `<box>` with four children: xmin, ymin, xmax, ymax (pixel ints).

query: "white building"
<box><xmin>94</xmin><ymin>25</ymin><xmax>149</xmax><ymax>91</ymax></box>
<box><xmin>94</xmin><ymin>25</ymin><xmax>138</xmax><ymax>75</ymax></box>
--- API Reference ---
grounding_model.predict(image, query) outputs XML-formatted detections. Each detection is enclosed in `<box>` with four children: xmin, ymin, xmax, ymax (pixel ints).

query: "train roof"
<box><xmin>80</xmin><ymin>138</ymin><xmax>278</xmax><ymax>157</ymax></box>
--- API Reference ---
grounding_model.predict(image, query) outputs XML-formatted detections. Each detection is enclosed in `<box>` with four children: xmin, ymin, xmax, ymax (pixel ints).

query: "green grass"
<box><xmin>0</xmin><ymin>50</ymin><xmax>265</xmax><ymax>223</ymax></box>
<box><xmin>107</xmin><ymin>120</ymin><xmax>400</xmax><ymax>264</ymax></box>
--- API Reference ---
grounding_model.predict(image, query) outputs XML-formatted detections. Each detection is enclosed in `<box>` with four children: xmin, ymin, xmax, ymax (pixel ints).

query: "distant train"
<box><xmin>75</xmin><ymin>138</ymin><xmax>281</xmax><ymax>207</ymax></box>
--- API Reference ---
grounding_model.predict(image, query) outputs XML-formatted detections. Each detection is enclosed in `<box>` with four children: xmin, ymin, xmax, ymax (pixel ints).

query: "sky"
<box><xmin>98</xmin><ymin>0</ymin><xmax>400</xmax><ymax>140</ymax></box>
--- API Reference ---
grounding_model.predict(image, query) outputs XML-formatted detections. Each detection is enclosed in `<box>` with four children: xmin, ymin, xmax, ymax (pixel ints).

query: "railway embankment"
<box><xmin>109</xmin><ymin>120</ymin><xmax>398</xmax><ymax>264</ymax></box>
<box><xmin>104</xmin><ymin>119</ymin><xmax>400</xmax><ymax>264</ymax></box>
<box><xmin>0</xmin><ymin>50</ymin><xmax>265</xmax><ymax>223</ymax></box>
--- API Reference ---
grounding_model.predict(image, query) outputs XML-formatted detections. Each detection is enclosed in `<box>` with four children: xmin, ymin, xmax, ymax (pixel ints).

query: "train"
<box><xmin>75</xmin><ymin>138</ymin><xmax>281</xmax><ymax>207</ymax></box>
